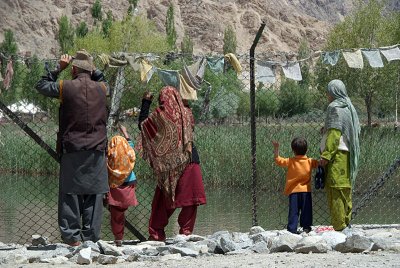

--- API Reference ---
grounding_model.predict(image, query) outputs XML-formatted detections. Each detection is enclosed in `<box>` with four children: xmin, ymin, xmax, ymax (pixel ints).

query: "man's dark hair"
<box><xmin>291</xmin><ymin>137</ymin><xmax>308</xmax><ymax>155</ymax></box>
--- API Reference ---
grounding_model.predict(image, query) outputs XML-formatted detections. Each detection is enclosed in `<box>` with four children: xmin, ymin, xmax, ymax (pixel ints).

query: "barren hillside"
<box><xmin>0</xmin><ymin>0</ymin><xmax>397</xmax><ymax>58</ymax></box>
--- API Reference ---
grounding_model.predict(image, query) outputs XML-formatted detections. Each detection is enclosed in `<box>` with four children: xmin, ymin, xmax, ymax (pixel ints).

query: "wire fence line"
<box><xmin>0</xmin><ymin>52</ymin><xmax>399</xmax><ymax>244</ymax></box>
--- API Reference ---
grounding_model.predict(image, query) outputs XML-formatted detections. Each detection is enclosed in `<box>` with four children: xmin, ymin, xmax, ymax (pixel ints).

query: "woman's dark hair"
<box><xmin>291</xmin><ymin>137</ymin><xmax>308</xmax><ymax>155</ymax></box>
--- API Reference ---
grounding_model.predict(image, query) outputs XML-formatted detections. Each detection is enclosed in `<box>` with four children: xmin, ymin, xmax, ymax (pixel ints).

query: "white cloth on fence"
<box><xmin>343</xmin><ymin>49</ymin><xmax>364</xmax><ymax>69</ymax></box>
<box><xmin>380</xmin><ymin>46</ymin><xmax>400</xmax><ymax>62</ymax></box>
<box><xmin>361</xmin><ymin>49</ymin><xmax>384</xmax><ymax>68</ymax></box>
<box><xmin>281</xmin><ymin>62</ymin><xmax>302</xmax><ymax>81</ymax></box>
<box><xmin>256</xmin><ymin>61</ymin><xmax>276</xmax><ymax>84</ymax></box>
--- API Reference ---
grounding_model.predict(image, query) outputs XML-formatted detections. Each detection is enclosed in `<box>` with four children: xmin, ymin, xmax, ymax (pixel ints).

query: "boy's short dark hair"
<box><xmin>291</xmin><ymin>137</ymin><xmax>308</xmax><ymax>155</ymax></box>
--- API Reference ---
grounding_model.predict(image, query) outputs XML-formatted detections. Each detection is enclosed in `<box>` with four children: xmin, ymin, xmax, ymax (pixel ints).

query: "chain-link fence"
<box><xmin>0</xmin><ymin>49</ymin><xmax>399</xmax><ymax>244</ymax></box>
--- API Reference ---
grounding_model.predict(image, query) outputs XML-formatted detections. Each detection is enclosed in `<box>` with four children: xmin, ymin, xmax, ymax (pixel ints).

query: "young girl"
<box><xmin>106</xmin><ymin>124</ymin><xmax>138</xmax><ymax>246</ymax></box>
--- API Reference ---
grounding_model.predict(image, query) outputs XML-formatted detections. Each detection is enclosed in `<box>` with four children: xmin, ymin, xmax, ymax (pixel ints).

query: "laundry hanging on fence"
<box><xmin>189</xmin><ymin>57</ymin><xmax>207</xmax><ymax>82</ymax></box>
<box><xmin>321</xmin><ymin>51</ymin><xmax>340</xmax><ymax>66</ymax></box>
<box><xmin>380</xmin><ymin>46</ymin><xmax>400</xmax><ymax>62</ymax></box>
<box><xmin>361</xmin><ymin>49</ymin><xmax>384</xmax><ymax>68</ymax></box>
<box><xmin>281</xmin><ymin>61</ymin><xmax>302</xmax><ymax>81</ymax></box>
<box><xmin>3</xmin><ymin>59</ymin><xmax>14</xmax><ymax>90</ymax></box>
<box><xmin>343</xmin><ymin>49</ymin><xmax>364</xmax><ymax>69</ymax></box>
<box><xmin>157</xmin><ymin>69</ymin><xmax>180</xmax><ymax>89</ymax></box>
<box><xmin>140</xmin><ymin>60</ymin><xmax>155</xmax><ymax>83</ymax></box>
<box><xmin>256</xmin><ymin>61</ymin><xmax>276</xmax><ymax>84</ymax></box>
<box><xmin>179</xmin><ymin>74</ymin><xmax>197</xmax><ymax>100</ymax></box>
<box><xmin>224</xmin><ymin>53</ymin><xmax>242</xmax><ymax>74</ymax></box>
<box><xmin>182</xmin><ymin>64</ymin><xmax>202</xmax><ymax>90</ymax></box>
<box><xmin>207</xmin><ymin>56</ymin><xmax>225</xmax><ymax>73</ymax></box>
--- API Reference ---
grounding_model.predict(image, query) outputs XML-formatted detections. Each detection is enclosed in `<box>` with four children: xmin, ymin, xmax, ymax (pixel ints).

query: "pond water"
<box><xmin>0</xmin><ymin>174</ymin><xmax>398</xmax><ymax>244</ymax></box>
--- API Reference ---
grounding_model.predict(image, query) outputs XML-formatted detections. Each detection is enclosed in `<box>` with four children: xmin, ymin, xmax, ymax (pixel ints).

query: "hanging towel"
<box><xmin>140</xmin><ymin>60</ymin><xmax>155</xmax><ymax>83</ymax></box>
<box><xmin>321</xmin><ymin>51</ymin><xmax>340</xmax><ymax>66</ymax></box>
<box><xmin>179</xmin><ymin>74</ymin><xmax>197</xmax><ymax>100</ymax></box>
<box><xmin>207</xmin><ymin>57</ymin><xmax>225</xmax><ymax>73</ymax></box>
<box><xmin>281</xmin><ymin>62</ymin><xmax>302</xmax><ymax>81</ymax></box>
<box><xmin>256</xmin><ymin>61</ymin><xmax>276</xmax><ymax>84</ymax></box>
<box><xmin>182</xmin><ymin>64</ymin><xmax>201</xmax><ymax>90</ymax></box>
<box><xmin>3</xmin><ymin>60</ymin><xmax>14</xmax><ymax>90</ymax></box>
<box><xmin>361</xmin><ymin>49</ymin><xmax>384</xmax><ymax>68</ymax></box>
<box><xmin>380</xmin><ymin>46</ymin><xmax>400</xmax><ymax>62</ymax></box>
<box><xmin>343</xmin><ymin>49</ymin><xmax>364</xmax><ymax>69</ymax></box>
<box><xmin>157</xmin><ymin>69</ymin><xmax>180</xmax><ymax>89</ymax></box>
<box><xmin>188</xmin><ymin>57</ymin><xmax>207</xmax><ymax>81</ymax></box>
<box><xmin>224</xmin><ymin>53</ymin><xmax>242</xmax><ymax>74</ymax></box>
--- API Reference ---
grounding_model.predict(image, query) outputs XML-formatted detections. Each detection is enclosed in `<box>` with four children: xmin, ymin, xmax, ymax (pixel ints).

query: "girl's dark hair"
<box><xmin>291</xmin><ymin>137</ymin><xmax>308</xmax><ymax>155</ymax></box>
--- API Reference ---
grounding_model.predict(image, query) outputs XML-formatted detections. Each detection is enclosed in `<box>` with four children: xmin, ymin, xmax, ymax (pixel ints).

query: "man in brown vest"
<box><xmin>35</xmin><ymin>50</ymin><xmax>109</xmax><ymax>246</ymax></box>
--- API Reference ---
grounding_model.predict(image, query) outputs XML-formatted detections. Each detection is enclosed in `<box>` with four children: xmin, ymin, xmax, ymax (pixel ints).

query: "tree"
<box><xmin>76</xmin><ymin>21</ymin><xmax>89</xmax><ymax>38</ymax></box>
<box><xmin>166</xmin><ymin>4</ymin><xmax>177</xmax><ymax>49</ymax></box>
<box><xmin>315</xmin><ymin>0</ymin><xmax>394</xmax><ymax>126</ymax></box>
<box><xmin>74</xmin><ymin>14</ymin><xmax>170</xmax><ymax>53</ymax></box>
<box><xmin>0</xmin><ymin>29</ymin><xmax>18</xmax><ymax>56</ymax></box>
<box><xmin>102</xmin><ymin>11</ymin><xmax>113</xmax><ymax>38</ymax></box>
<box><xmin>128</xmin><ymin>0</ymin><xmax>139</xmax><ymax>15</ymax></box>
<box><xmin>58</xmin><ymin>15</ymin><xmax>75</xmax><ymax>54</ymax></box>
<box><xmin>278</xmin><ymin>80</ymin><xmax>311</xmax><ymax>117</ymax></box>
<box><xmin>223</xmin><ymin>25</ymin><xmax>237</xmax><ymax>55</ymax></box>
<box><xmin>181</xmin><ymin>34</ymin><xmax>193</xmax><ymax>58</ymax></box>
<box><xmin>91</xmin><ymin>0</ymin><xmax>103</xmax><ymax>21</ymax></box>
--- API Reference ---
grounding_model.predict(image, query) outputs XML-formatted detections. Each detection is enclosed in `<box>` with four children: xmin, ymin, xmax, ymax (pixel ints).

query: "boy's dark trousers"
<box><xmin>287</xmin><ymin>192</ymin><xmax>312</xmax><ymax>233</ymax></box>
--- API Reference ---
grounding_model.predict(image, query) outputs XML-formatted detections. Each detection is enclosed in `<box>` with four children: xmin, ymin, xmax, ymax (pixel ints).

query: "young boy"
<box><xmin>272</xmin><ymin>137</ymin><xmax>318</xmax><ymax>234</ymax></box>
<box><xmin>106</xmin><ymin>125</ymin><xmax>138</xmax><ymax>246</ymax></box>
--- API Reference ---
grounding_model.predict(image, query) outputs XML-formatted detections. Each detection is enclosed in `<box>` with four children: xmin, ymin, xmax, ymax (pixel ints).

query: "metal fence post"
<box><xmin>250</xmin><ymin>22</ymin><xmax>266</xmax><ymax>227</ymax></box>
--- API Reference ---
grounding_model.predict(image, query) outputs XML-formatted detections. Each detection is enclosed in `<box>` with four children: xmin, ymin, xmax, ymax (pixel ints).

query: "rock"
<box><xmin>169</xmin><ymin>246</ymin><xmax>199</xmax><ymax>257</ymax></box>
<box><xmin>97</xmin><ymin>254</ymin><xmax>119</xmax><ymax>264</ymax></box>
<box><xmin>140</xmin><ymin>240</ymin><xmax>166</xmax><ymax>247</ymax></box>
<box><xmin>270</xmin><ymin>233</ymin><xmax>302</xmax><ymax>253</ymax></box>
<box><xmin>31</xmin><ymin>234</ymin><xmax>49</xmax><ymax>246</ymax></box>
<box><xmin>196</xmin><ymin>239</ymin><xmax>217</xmax><ymax>253</ymax></box>
<box><xmin>97</xmin><ymin>240</ymin><xmax>122</xmax><ymax>256</ymax></box>
<box><xmin>334</xmin><ymin>234</ymin><xmax>374</xmax><ymax>253</ymax></box>
<box><xmin>77</xmin><ymin>247</ymin><xmax>92</xmax><ymax>264</ymax></box>
<box><xmin>187</xmin><ymin>235</ymin><xmax>206</xmax><ymax>242</ymax></box>
<box><xmin>142</xmin><ymin>247</ymin><xmax>159</xmax><ymax>256</ymax></box>
<box><xmin>250</xmin><ymin>241</ymin><xmax>269</xmax><ymax>253</ymax></box>
<box><xmin>5</xmin><ymin>254</ymin><xmax>29</xmax><ymax>264</ymax></box>
<box><xmin>208</xmin><ymin>230</ymin><xmax>230</xmax><ymax>241</ymax></box>
<box><xmin>370</xmin><ymin>238</ymin><xmax>400</xmax><ymax>252</ymax></box>
<box><xmin>295</xmin><ymin>236</ymin><xmax>330</xmax><ymax>253</ymax></box>
<box><xmin>160</xmin><ymin>253</ymin><xmax>182</xmax><ymax>261</ymax></box>
<box><xmin>39</xmin><ymin>256</ymin><xmax>69</xmax><ymax>264</ymax></box>
<box><xmin>250</xmin><ymin>231</ymin><xmax>277</xmax><ymax>245</ymax></box>
<box><xmin>220</xmin><ymin>236</ymin><xmax>241</xmax><ymax>253</ymax></box>
<box><xmin>320</xmin><ymin>231</ymin><xmax>347</xmax><ymax>248</ymax></box>
<box><xmin>173</xmin><ymin>235</ymin><xmax>190</xmax><ymax>244</ymax></box>
<box><xmin>226</xmin><ymin>249</ymin><xmax>253</xmax><ymax>255</ymax></box>
<box><xmin>250</xmin><ymin>226</ymin><xmax>265</xmax><ymax>235</ymax></box>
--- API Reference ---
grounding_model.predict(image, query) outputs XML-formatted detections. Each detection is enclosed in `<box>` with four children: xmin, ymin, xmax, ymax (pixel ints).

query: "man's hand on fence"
<box><xmin>59</xmin><ymin>54</ymin><xmax>72</xmax><ymax>71</ymax></box>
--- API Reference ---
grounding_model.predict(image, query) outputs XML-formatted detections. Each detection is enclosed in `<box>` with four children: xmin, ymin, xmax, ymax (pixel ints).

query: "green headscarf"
<box><xmin>325</xmin><ymin>79</ymin><xmax>361</xmax><ymax>186</ymax></box>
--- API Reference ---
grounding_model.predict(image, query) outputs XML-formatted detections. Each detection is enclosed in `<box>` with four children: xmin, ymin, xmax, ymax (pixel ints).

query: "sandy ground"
<box><xmin>5</xmin><ymin>251</ymin><xmax>400</xmax><ymax>268</ymax></box>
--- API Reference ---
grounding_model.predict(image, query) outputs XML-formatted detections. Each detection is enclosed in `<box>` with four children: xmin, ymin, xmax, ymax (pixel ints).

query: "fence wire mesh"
<box><xmin>0</xmin><ymin>52</ymin><xmax>399</xmax><ymax>244</ymax></box>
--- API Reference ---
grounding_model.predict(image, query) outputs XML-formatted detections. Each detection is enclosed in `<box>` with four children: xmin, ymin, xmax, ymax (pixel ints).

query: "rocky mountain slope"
<box><xmin>0</xmin><ymin>0</ymin><xmax>397</xmax><ymax>58</ymax></box>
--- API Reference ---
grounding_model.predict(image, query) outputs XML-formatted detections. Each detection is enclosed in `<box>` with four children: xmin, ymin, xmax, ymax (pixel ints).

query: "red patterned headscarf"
<box><xmin>140</xmin><ymin>86</ymin><xmax>193</xmax><ymax>201</ymax></box>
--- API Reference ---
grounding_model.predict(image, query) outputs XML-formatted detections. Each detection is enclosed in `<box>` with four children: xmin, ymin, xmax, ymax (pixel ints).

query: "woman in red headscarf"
<box><xmin>138</xmin><ymin>86</ymin><xmax>206</xmax><ymax>241</ymax></box>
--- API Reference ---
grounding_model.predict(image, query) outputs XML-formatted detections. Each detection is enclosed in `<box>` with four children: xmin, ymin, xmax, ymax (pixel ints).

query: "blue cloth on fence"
<box><xmin>207</xmin><ymin>57</ymin><xmax>225</xmax><ymax>73</ymax></box>
<box><xmin>157</xmin><ymin>69</ymin><xmax>180</xmax><ymax>89</ymax></box>
<box><xmin>321</xmin><ymin>51</ymin><xmax>340</xmax><ymax>66</ymax></box>
<box><xmin>361</xmin><ymin>49</ymin><xmax>384</xmax><ymax>68</ymax></box>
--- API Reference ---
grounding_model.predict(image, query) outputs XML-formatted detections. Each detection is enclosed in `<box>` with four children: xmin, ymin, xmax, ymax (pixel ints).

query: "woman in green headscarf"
<box><xmin>320</xmin><ymin>79</ymin><xmax>361</xmax><ymax>231</ymax></box>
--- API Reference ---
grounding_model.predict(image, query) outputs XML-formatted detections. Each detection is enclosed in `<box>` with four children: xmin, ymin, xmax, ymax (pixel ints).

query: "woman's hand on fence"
<box><xmin>143</xmin><ymin>91</ymin><xmax>153</xmax><ymax>101</ymax></box>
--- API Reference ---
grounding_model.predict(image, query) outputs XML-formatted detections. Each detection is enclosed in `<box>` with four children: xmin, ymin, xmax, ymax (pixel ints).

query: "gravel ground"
<box><xmin>4</xmin><ymin>251</ymin><xmax>400</xmax><ymax>268</ymax></box>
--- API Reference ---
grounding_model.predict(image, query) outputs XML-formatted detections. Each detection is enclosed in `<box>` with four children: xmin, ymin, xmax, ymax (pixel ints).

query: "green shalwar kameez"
<box><xmin>321</xmin><ymin>129</ymin><xmax>351</xmax><ymax>231</ymax></box>
<box><xmin>322</xmin><ymin>79</ymin><xmax>360</xmax><ymax>231</ymax></box>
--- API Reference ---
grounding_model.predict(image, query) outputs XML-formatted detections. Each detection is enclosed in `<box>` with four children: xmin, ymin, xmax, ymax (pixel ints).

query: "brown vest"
<box><xmin>59</xmin><ymin>73</ymin><xmax>107</xmax><ymax>153</ymax></box>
